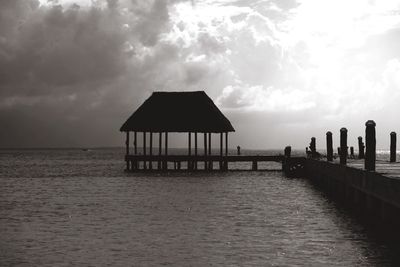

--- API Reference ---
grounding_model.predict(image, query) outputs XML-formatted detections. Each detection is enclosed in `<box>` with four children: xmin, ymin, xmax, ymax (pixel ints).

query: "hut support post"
<box><xmin>188</xmin><ymin>132</ymin><xmax>192</xmax><ymax>170</ymax></box>
<box><xmin>219</xmin><ymin>133</ymin><xmax>223</xmax><ymax>170</ymax></box>
<box><xmin>208</xmin><ymin>133</ymin><xmax>212</xmax><ymax>170</ymax></box>
<box><xmin>225</xmin><ymin>132</ymin><xmax>228</xmax><ymax>170</ymax></box>
<box><xmin>158</xmin><ymin>132</ymin><xmax>162</xmax><ymax>170</ymax></box>
<box><xmin>134</xmin><ymin>131</ymin><xmax>138</xmax><ymax>170</ymax></box>
<box><xmin>143</xmin><ymin>132</ymin><xmax>147</xmax><ymax>170</ymax></box>
<box><xmin>390</xmin><ymin>132</ymin><xmax>396</xmax><ymax>163</ymax></box>
<box><xmin>134</xmin><ymin>132</ymin><xmax>137</xmax><ymax>155</ymax></box>
<box><xmin>194</xmin><ymin>132</ymin><xmax>198</xmax><ymax>170</ymax></box>
<box><xmin>149</xmin><ymin>132</ymin><xmax>153</xmax><ymax>170</ymax></box>
<box><xmin>126</xmin><ymin>131</ymin><xmax>130</xmax><ymax>170</ymax></box>
<box><xmin>204</xmin><ymin>133</ymin><xmax>207</xmax><ymax>170</ymax></box>
<box><xmin>326</xmin><ymin>131</ymin><xmax>333</xmax><ymax>162</ymax></box>
<box><xmin>365</xmin><ymin>120</ymin><xmax>376</xmax><ymax>171</ymax></box>
<box><xmin>164</xmin><ymin>132</ymin><xmax>168</xmax><ymax>170</ymax></box>
<box><xmin>340</xmin><ymin>128</ymin><xmax>347</xmax><ymax>165</ymax></box>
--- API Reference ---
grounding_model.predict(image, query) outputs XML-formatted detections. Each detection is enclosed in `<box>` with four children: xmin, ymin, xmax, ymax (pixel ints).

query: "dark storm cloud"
<box><xmin>0</xmin><ymin>0</ymin><xmax>184</xmax><ymax>147</ymax></box>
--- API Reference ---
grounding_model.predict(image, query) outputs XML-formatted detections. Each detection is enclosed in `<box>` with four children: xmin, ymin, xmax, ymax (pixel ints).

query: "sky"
<box><xmin>1</xmin><ymin>0</ymin><xmax>400</xmax><ymax>149</ymax></box>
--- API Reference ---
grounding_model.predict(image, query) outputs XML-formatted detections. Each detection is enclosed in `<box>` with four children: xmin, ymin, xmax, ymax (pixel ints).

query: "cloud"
<box><xmin>1</xmin><ymin>0</ymin><xmax>400</xmax><ymax>149</ymax></box>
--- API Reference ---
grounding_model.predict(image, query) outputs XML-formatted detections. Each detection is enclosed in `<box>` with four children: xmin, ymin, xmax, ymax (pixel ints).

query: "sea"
<box><xmin>0</xmin><ymin>148</ymin><xmax>399</xmax><ymax>266</ymax></box>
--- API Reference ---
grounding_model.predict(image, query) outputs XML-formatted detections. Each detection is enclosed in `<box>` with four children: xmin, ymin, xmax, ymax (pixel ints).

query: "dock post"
<box><xmin>252</xmin><ymin>161</ymin><xmax>257</xmax><ymax>170</ymax></box>
<box><xmin>149</xmin><ymin>132</ymin><xmax>153</xmax><ymax>170</ymax></box>
<box><xmin>340</xmin><ymin>128</ymin><xmax>348</xmax><ymax>165</ymax></box>
<box><xmin>310</xmin><ymin>137</ymin><xmax>316</xmax><ymax>158</ymax></box>
<box><xmin>326</xmin><ymin>131</ymin><xmax>333</xmax><ymax>162</ymax></box>
<box><xmin>350</xmin><ymin>146</ymin><xmax>354</xmax><ymax>158</ymax></box>
<box><xmin>358</xmin><ymin>136</ymin><xmax>365</xmax><ymax>159</ymax></box>
<box><xmin>284</xmin><ymin>146</ymin><xmax>291</xmax><ymax>157</ymax></box>
<box><xmin>390</xmin><ymin>131</ymin><xmax>396</xmax><ymax>163</ymax></box>
<box><xmin>365</xmin><ymin>120</ymin><xmax>376</xmax><ymax>171</ymax></box>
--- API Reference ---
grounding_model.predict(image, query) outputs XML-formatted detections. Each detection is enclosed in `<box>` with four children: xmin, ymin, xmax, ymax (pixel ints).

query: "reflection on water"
<box><xmin>0</xmin><ymin>149</ymin><xmax>399</xmax><ymax>266</ymax></box>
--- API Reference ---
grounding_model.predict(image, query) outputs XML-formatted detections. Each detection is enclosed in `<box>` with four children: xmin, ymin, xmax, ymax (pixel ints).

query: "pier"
<box><xmin>120</xmin><ymin>91</ymin><xmax>400</xmax><ymax>226</ymax></box>
<box><xmin>297</xmin><ymin>120</ymin><xmax>400</xmax><ymax>227</ymax></box>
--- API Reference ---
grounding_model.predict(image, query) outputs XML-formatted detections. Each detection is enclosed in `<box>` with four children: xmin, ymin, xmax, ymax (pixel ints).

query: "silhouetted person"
<box><xmin>237</xmin><ymin>146</ymin><xmax>241</xmax><ymax>155</ymax></box>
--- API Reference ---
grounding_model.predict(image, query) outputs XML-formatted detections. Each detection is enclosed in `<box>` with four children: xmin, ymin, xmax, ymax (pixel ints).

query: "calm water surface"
<box><xmin>0</xmin><ymin>149</ymin><xmax>398</xmax><ymax>266</ymax></box>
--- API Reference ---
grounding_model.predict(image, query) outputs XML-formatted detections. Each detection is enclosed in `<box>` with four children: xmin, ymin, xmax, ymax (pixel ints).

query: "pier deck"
<box><xmin>125</xmin><ymin>154</ymin><xmax>291</xmax><ymax>171</ymax></box>
<box><xmin>344</xmin><ymin>159</ymin><xmax>400</xmax><ymax>179</ymax></box>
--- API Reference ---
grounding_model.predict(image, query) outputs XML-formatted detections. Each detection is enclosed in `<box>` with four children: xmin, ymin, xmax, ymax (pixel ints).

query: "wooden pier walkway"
<box><xmin>345</xmin><ymin>159</ymin><xmax>400</xmax><ymax>179</ymax></box>
<box><xmin>125</xmin><ymin>154</ymin><xmax>291</xmax><ymax>171</ymax></box>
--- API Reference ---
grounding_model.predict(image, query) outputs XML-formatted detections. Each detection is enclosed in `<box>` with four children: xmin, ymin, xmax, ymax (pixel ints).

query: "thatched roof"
<box><xmin>120</xmin><ymin>91</ymin><xmax>235</xmax><ymax>133</ymax></box>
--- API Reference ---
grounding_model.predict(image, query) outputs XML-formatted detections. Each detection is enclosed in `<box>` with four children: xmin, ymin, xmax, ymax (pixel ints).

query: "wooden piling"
<box><xmin>204</xmin><ymin>133</ymin><xmax>207</xmax><ymax>170</ymax></box>
<box><xmin>188</xmin><ymin>132</ymin><xmax>192</xmax><ymax>170</ymax></box>
<box><xmin>310</xmin><ymin>137</ymin><xmax>316</xmax><ymax>157</ymax></box>
<box><xmin>194</xmin><ymin>132</ymin><xmax>198</xmax><ymax>169</ymax></box>
<box><xmin>134</xmin><ymin>131</ymin><xmax>138</xmax><ymax>170</ymax></box>
<box><xmin>225</xmin><ymin>132</ymin><xmax>228</xmax><ymax>170</ymax></box>
<box><xmin>350</xmin><ymin>146</ymin><xmax>354</xmax><ymax>158</ymax></box>
<box><xmin>126</xmin><ymin>131</ymin><xmax>130</xmax><ymax>170</ymax></box>
<box><xmin>284</xmin><ymin>146</ymin><xmax>291</xmax><ymax>157</ymax></box>
<box><xmin>340</xmin><ymin>128</ymin><xmax>347</xmax><ymax>165</ymax></box>
<box><xmin>149</xmin><ymin>132</ymin><xmax>153</xmax><ymax>170</ymax></box>
<box><xmin>365</xmin><ymin>120</ymin><xmax>376</xmax><ymax>171</ymax></box>
<box><xmin>134</xmin><ymin>132</ymin><xmax>137</xmax><ymax>154</ymax></box>
<box><xmin>252</xmin><ymin>161</ymin><xmax>258</xmax><ymax>170</ymax></box>
<box><xmin>390</xmin><ymin>132</ymin><xmax>396</xmax><ymax>163</ymax></box>
<box><xmin>126</xmin><ymin>131</ymin><xmax>130</xmax><ymax>156</ymax></box>
<box><xmin>158</xmin><ymin>132</ymin><xmax>162</xmax><ymax>170</ymax></box>
<box><xmin>164</xmin><ymin>132</ymin><xmax>168</xmax><ymax>170</ymax></box>
<box><xmin>208</xmin><ymin>132</ymin><xmax>212</xmax><ymax>170</ymax></box>
<box><xmin>358</xmin><ymin>136</ymin><xmax>365</xmax><ymax>159</ymax></box>
<box><xmin>143</xmin><ymin>132</ymin><xmax>147</xmax><ymax>170</ymax></box>
<box><xmin>220</xmin><ymin>133</ymin><xmax>223</xmax><ymax>170</ymax></box>
<box><xmin>326</xmin><ymin>131</ymin><xmax>333</xmax><ymax>162</ymax></box>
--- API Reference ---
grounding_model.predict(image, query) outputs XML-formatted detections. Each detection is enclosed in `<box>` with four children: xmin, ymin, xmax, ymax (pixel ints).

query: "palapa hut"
<box><xmin>120</xmin><ymin>91</ymin><xmax>235</xmax><ymax>171</ymax></box>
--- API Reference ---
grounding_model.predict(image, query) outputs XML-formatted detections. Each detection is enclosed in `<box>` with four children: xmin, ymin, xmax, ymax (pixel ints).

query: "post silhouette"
<box><xmin>204</xmin><ymin>133</ymin><xmax>207</xmax><ymax>170</ymax></box>
<box><xmin>358</xmin><ymin>136</ymin><xmax>364</xmax><ymax>159</ymax></box>
<box><xmin>143</xmin><ymin>132</ymin><xmax>147</xmax><ymax>170</ymax></box>
<box><xmin>390</xmin><ymin>131</ymin><xmax>396</xmax><ymax>163</ymax></box>
<box><xmin>309</xmin><ymin>137</ymin><xmax>316</xmax><ymax>158</ymax></box>
<box><xmin>340</xmin><ymin>128</ymin><xmax>347</xmax><ymax>165</ymax></box>
<box><xmin>284</xmin><ymin>146</ymin><xmax>291</xmax><ymax>158</ymax></box>
<box><xmin>350</xmin><ymin>146</ymin><xmax>354</xmax><ymax>158</ymax></box>
<box><xmin>365</xmin><ymin>120</ymin><xmax>376</xmax><ymax>171</ymax></box>
<box><xmin>158</xmin><ymin>132</ymin><xmax>162</xmax><ymax>170</ymax></box>
<box><xmin>188</xmin><ymin>132</ymin><xmax>192</xmax><ymax>170</ymax></box>
<box><xmin>149</xmin><ymin>132</ymin><xmax>153</xmax><ymax>170</ymax></box>
<box><xmin>194</xmin><ymin>132</ymin><xmax>198</xmax><ymax>170</ymax></box>
<box><xmin>126</xmin><ymin>131</ymin><xmax>130</xmax><ymax>170</ymax></box>
<box><xmin>326</xmin><ymin>131</ymin><xmax>333</xmax><ymax>162</ymax></box>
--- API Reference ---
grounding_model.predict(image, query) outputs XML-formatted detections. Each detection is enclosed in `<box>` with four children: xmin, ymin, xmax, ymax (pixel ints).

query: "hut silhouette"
<box><xmin>120</xmin><ymin>91</ymin><xmax>235</xmax><ymax>171</ymax></box>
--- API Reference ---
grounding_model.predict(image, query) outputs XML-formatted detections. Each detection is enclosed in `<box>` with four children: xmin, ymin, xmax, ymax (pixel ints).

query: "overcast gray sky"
<box><xmin>1</xmin><ymin>0</ymin><xmax>400</xmax><ymax>149</ymax></box>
